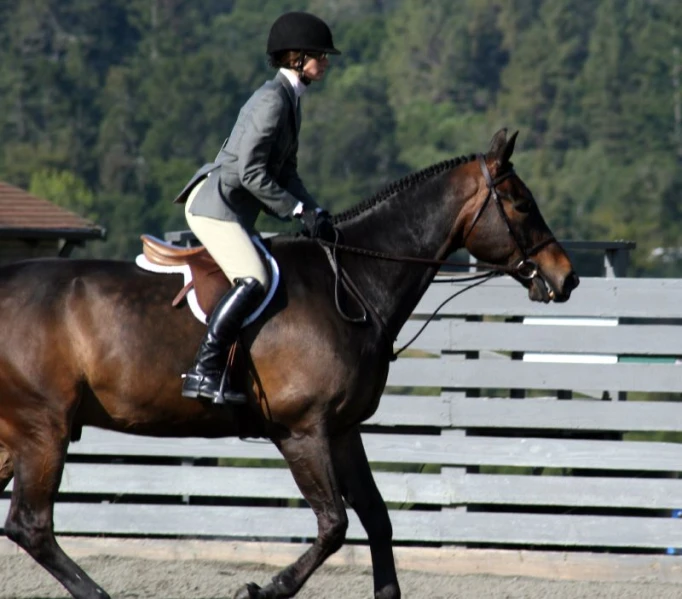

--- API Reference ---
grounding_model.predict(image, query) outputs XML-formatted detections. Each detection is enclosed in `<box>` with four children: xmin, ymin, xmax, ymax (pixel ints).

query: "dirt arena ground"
<box><xmin>3</xmin><ymin>553</ymin><xmax>682</xmax><ymax>599</ymax></box>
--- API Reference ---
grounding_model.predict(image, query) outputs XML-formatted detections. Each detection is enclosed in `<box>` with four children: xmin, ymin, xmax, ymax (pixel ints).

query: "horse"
<box><xmin>0</xmin><ymin>129</ymin><xmax>578</xmax><ymax>599</ymax></box>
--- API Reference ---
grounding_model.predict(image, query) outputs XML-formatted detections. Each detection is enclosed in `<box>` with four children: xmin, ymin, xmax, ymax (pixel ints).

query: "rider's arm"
<box><xmin>280</xmin><ymin>141</ymin><xmax>319</xmax><ymax>213</ymax></box>
<box><xmin>237</xmin><ymin>90</ymin><xmax>301</xmax><ymax>219</ymax></box>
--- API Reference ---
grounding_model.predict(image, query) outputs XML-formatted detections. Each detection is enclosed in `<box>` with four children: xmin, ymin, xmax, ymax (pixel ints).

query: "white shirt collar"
<box><xmin>279</xmin><ymin>68</ymin><xmax>307</xmax><ymax>100</ymax></box>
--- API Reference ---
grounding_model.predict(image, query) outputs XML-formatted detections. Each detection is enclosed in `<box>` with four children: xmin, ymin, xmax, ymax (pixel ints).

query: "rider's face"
<box><xmin>302</xmin><ymin>53</ymin><xmax>329</xmax><ymax>81</ymax></box>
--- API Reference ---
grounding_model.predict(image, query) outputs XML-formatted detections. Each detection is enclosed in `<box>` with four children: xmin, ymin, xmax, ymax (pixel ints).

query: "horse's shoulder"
<box><xmin>268</xmin><ymin>236</ymin><xmax>330</xmax><ymax>275</ymax></box>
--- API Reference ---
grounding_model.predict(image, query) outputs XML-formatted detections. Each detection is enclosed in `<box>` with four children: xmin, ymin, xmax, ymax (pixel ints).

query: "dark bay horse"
<box><xmin>0</xmin><ymin>130</ymin><xmax>578</xmax><ymax>599</ymax></box>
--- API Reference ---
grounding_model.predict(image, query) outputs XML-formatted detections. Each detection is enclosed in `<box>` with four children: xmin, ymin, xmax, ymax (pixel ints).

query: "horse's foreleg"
<box><xmin>235</xmin><ymin>428</ymin><xmax>348</xmax><ymax>599</ymax></box>
<box><xmin>5</xmin><ymin>421</ymin><xmax>110</xmax><ymax>599</ymax></box>
<box><xmin>332</xmin><ymin>427</ymin><xmax>401</xmax><ymax>599</ymax></box>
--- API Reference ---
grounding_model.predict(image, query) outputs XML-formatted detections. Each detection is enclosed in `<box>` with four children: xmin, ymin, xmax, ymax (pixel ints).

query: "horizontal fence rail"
<box><xmin>10</xmin><ymin>464</ymin><xmax>682</xmax><ymax>509</ymax></box>
<box><xmin>2</xmin><ymin>275</ymin><xmax>682</xmax><ymax>554</ymax></box>
<box><xmin>413</xmin><ymin>276</ymin><xmax>682</xmax><ymax>319</ymax></box>
<box><xmin>20</xmin><ymin>427</ymin><xmax>682</xmax><ymax>472</ymax></box>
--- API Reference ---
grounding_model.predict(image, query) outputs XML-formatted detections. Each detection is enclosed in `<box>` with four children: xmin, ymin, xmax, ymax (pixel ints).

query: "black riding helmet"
<box><xmin>267</xmin><ymin>12</ymin><xmax>341</xmax><ymax>56</ymax></box>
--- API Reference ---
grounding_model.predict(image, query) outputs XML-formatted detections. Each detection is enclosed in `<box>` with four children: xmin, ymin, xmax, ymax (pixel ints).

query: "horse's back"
<box><xmin>0</xmin><ymin>257</ymin><xmax>247</xmax><ymax>436</ymax></box>
<box><xmin>0</xmin><ymin>257</ymin><xmax>199</xmax><ymax>393</ymax></box>
<box><xmin>0</xmin><ymin>248</ymin><xmax>389</xmax><ymax>435</ymax></box>
<box><xmin>0</xmin><ymin>258</ymin><xmax>185</xmax><ymax>332</ymax></box>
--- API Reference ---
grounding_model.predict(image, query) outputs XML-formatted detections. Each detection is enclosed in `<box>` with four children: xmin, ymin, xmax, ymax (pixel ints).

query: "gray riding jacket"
<box><xmin>174</xmin><ymin>71</ymin><xmax>318</xmax><ymax>230</ymax></box>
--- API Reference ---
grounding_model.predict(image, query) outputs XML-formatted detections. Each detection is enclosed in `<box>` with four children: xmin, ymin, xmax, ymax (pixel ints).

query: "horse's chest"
<box><xmin>333</xmin><ymin>359</ymin><xmax>389</xmax><ymax>428</ymax></box>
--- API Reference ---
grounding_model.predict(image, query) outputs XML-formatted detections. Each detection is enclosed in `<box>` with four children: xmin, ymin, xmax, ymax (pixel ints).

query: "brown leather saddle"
<box><xmin>140</xmin><ymin>234</ymin><xmax>233</xmax><ymax>316</ymax></box>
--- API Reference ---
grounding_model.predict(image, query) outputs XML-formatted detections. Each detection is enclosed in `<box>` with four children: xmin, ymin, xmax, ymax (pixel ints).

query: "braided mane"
<box><xmin>332</xmin><ymin>153</ymin><xmax>478</xmax><ymax>224</ymax></box>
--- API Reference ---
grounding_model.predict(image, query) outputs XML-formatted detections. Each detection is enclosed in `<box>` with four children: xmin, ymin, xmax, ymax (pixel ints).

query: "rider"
<box><xmin>173</xmin><ymin>11</ymin><xmax>339</xmax><ymax>406</ymax></box>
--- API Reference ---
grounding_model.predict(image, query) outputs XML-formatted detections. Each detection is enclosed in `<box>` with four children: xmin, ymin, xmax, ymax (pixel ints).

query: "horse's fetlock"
<box><xmin>271</xmin><ymin>570</ymin><xmax>298</xmax><ymax>597</ymax></box>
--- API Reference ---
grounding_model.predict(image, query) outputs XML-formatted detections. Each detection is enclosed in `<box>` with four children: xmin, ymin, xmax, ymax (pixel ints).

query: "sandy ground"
<box><xmin>2</xmin><ymin>554</ymin><xmax>682</xmax><ymax>599</ymax></box>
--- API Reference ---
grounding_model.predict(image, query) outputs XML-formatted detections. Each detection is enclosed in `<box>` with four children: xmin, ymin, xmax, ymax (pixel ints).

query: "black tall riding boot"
<box><xmin>182</xmin><ymin>277</ymin><xmax>264</xmax><ymax>405</ymax></box>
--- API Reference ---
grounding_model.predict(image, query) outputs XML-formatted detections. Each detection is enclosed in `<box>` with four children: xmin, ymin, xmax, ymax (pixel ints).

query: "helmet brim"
<box><xmin>267</xmin><ymin>47</ymin><xmax>341</xmax><ymax>55</ymax></box>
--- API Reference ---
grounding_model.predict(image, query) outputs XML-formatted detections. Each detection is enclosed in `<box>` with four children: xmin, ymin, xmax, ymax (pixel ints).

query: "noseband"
<box><xmin>463</xmin><ymin>154</ymin><xmax>556</xmax><ymax>281</ymax></box>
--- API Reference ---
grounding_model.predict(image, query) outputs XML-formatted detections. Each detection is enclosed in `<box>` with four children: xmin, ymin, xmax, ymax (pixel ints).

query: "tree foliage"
<box><xmin>0</xmin><ymin>0</ymin><xmax>681</xmax><ymax>275</ymax></box>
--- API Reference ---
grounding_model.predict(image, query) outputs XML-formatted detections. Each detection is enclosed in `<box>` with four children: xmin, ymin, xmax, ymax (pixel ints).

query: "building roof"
<box><xmin>0</xmin><ymin>180</ymin><xmax>106</xmax><ymax>240</ymax></box>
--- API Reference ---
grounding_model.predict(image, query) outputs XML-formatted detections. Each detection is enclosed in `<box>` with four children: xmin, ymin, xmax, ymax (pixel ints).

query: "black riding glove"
<box><xmin>299</xmin><ymin>209</ymin><xmax>336</xmax><ymax>242</ymax></box>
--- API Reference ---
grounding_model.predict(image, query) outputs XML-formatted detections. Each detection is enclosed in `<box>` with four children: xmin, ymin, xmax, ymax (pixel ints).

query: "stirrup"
<box><xmin>211</xmin><ymin>367</ymin><xmax>248</xmax><ymax>406</ymax></box>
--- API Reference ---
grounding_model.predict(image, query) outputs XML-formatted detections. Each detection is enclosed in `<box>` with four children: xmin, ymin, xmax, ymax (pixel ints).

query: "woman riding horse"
<box><xmin>175</xmin><ymin>11</ymin><xmax>337</xmax><ymax>406</ymax></box>
<box><xmin>0</xmin><ymin>128</ymin><xmax>579</xmax><ymax>599</ymax></box>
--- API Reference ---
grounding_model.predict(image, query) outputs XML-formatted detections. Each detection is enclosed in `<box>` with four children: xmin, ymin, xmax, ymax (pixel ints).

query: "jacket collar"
<box><xmin>275</xmin><ymin>70</ymin><xmax>297</xmax><ymax>107</ymax></box>
<box><xmin>275</xmin><ymin>70</ymin><xmax>300</xmax><ymax>133</ymax></box>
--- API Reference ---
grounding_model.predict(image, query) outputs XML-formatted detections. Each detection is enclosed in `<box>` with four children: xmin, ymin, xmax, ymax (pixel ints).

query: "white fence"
<box><xmin>2</xmin><ymin>275</ymin><xmax>682</xmax><ymax>552</ymax></box>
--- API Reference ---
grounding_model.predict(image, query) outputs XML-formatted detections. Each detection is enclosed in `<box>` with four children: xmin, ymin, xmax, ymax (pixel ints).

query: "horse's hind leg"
<box><xmin>235</xmin><ymin>427</ymin><xmax>348</xmax><ymax>599</ymax></box>
<box><xmin>332</xmin><ymin>427</ymin><xmax>400</xmax><ymax>599</ymax></box>
<box><xmin>4</xmin><ymin>412</ymin><xmax>110</xmax><ymax>599</ymax></box>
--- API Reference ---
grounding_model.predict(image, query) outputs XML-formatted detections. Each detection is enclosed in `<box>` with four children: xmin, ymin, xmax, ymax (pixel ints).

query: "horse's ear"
<box><xmin>488</xmin><ymin>128</ymin><xmax>508</xmax><ymax>157</ymax></box>
<box><xmin>501</xmin><ymin>130</ymin><xmax>519</xmax><ymax>165</ymax></box>
<box><xmin>488</xmin><ymin>128</ymin><xmax>518</xmax><ymax>167</ymax></box>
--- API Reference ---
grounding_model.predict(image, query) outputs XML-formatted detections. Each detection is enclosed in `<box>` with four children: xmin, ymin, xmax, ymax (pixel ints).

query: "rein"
<box><xmin>317</xmin><ymin>239</ymin><xmax>516</xmax><ymax>274</ymax></box>
<box><xmin>320</xmin><ymin>235</ymin><xmax>499</xmax><ymax>361</ymax></box>
<box><xmin>318</xmin><ymin>153</ymin><xmax>558</xmax><ymax>359</ymax></box>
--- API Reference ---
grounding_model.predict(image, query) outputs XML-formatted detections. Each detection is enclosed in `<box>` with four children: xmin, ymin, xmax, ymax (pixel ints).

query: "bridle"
<box><xmin>463</xmin><ymin>154</ymin><xmax>557</xmax><ymax>282</ymax></box>
<box><xmin>316</xmin><ymin>154</ymin><xmax>559</xmax><ymax>358</ymax></box>
<box><xmin>318</xmin><ymin>154</ymin><xmax>557</xmax><ymax>279</ymax></box>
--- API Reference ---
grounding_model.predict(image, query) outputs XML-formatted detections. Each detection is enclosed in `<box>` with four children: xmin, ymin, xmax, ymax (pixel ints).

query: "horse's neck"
<box><xmin>337</xmin><ymin>178</ymin><xmax>467</xmax><ymax>338</ymax></box>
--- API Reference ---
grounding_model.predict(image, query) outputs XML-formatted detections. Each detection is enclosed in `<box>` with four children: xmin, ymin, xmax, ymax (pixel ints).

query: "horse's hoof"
<box><xmin>234</xmin><ymin>582</ymin><xmax>263</xmax><ymax>599</ymax></box>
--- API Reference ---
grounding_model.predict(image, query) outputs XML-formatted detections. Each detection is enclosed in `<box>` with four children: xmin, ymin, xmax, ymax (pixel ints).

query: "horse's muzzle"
<box><xmin>527</xmin><ymin>270</ymin><xmax>580</xmax><ymax>304</ymax></box>
<box><xmin>555</xmin><ymin>270</ymin><xmax>580</xmax><ymax>302</ymax></box>
<box><xmin>528</xmin><ymin>269</ymin><xmax>579</xmax><ymax>303</ymax></box>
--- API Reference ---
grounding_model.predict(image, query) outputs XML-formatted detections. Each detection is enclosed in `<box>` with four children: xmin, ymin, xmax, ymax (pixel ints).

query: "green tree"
<box><xmin>29</xmin><ymin>168</ymin><xmax>97</xmax><ymax>220</ymax></box>
<box><xmin>496</xmin><ymin>0</ymin><xmax>596</xmax><ymax>151</ymax></box>
<box><xmin>298</xmin><ymin>65</ymin><xmax>403</xmax><ymax>212</ymax></box>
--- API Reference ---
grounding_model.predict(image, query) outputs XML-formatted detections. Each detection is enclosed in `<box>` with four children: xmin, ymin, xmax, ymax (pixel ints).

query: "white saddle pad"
<box><xmin>135</xmin><ymin>236</ymin><xmax>279</xmax><ymax>325</ymax></box>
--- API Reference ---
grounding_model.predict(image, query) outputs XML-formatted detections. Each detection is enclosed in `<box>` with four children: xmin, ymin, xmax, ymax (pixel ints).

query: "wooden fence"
<box><xmin>2</xmin><ymin>274</ymin><xmax>682</xmax><ymax>554</ymax></box>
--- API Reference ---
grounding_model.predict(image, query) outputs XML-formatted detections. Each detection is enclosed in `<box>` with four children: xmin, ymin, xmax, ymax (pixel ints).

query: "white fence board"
<box><xmin>8</xmin><ymin>464</ymin><xmax>681</xmax><ymax>510</ymax></box>
<box><xmin>387</xmin><ymin>358</ymin><xmax>682</xmax><ymax>393</ymax></box>
<box><xmin>417</xmin><ymin>277</ymin><xmax>682</xmax><ymax>319</ymax></box>
<box><xmin>1</xmin><ymin>501</ymin><xmax>680</xmax><ymax>548</ymax></box>
<box><xmin>370</xmin><ymin>395</ymin><xmax>682</xmax><ymax>431</ymax></box>
<box><xmin>66</xmin><ymin>428</ymin><xmax>682</xmax><ymax>472</ymax></box>
<box><xmin>367</xmin><ymin>395</ymin><xmax>451</xmax><ymax>427</ymax></box>
<box><xmin>397</xmin><ymin>321</ymin><xmax>682</xmax><ymax>355</ymax></box>
<box><xmin>7</xmin><ymin>464</ymin><xmax>446</xmax><ymax>505</ymax></box>
<box><xmin>445</xmin><ymin>396</ymin><xmax>682</xmax><ymax>431</ymax></box>
<box><xmin>433</xmin><ymin>276</ymin><xmax>682</xmax><ymax>317</ymax></box>
<box><xmin>446</xmin><ymin>471</ymin><xmax>682</xmax><ymax>509</ymax></box>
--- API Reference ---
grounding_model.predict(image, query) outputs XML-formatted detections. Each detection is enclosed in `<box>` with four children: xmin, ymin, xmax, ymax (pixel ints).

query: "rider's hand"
<box><xmin>299</xmin><ymin>209</ymin><xmax>336</xmax><ymax>242</ymax></box>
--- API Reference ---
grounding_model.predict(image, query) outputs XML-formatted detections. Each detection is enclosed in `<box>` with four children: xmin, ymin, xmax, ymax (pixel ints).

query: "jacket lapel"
<box><xmin>275</xmin><ymin>71</ymin><xmax>300</xmax><ymax>135</ymax></box>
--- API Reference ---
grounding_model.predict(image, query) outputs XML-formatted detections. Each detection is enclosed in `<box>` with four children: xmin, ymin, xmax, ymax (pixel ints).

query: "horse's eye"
<box><xmin>513</xmin><ymin>197</ymin><xmax>533</xmax><ymax>213</ymax></box>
